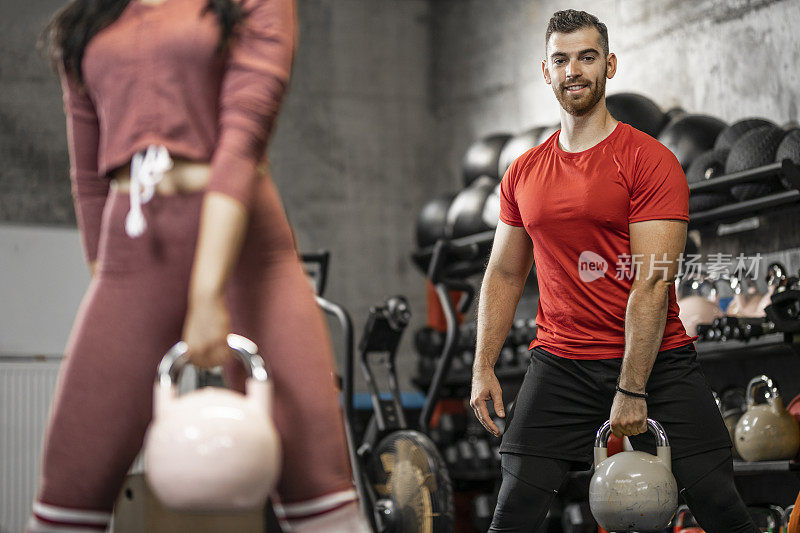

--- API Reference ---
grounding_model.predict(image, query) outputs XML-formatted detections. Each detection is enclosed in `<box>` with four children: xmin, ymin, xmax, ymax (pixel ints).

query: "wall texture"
<box><xmin>271</xmin><ymin>0</ymin><xmax>439</xmax><ymax>353</ymax></box>
<box><xmin>431</xmin><ymin>0</ymin><xmax>800</xmax><ymax>185</ymax></box>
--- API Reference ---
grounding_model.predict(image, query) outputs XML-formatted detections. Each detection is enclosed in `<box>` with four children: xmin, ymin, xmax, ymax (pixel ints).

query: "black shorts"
<box><xmin>499</xmin><ymin>343</ymin><xmax>731</xmax><ymax>470</ymax></box>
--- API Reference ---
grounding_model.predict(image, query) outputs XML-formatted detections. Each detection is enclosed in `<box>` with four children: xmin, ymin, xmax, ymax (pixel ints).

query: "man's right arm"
<box><xmin>470</xmin><ymin>221</ymin><xmax>534</xmax><ymax>436</ymax></box>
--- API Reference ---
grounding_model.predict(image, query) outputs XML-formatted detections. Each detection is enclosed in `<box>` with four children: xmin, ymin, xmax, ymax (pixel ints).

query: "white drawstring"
<box><xmin>125</xmin><ymin>145</ymin><xmax>173</xmax><ymax>238</ymax></box>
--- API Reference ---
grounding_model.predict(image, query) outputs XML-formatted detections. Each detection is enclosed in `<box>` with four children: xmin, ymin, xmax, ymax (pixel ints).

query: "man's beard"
<box><xmin>554</xmin><ymin>70</ymin><xmax>606</xmax><ymax>117</ymax></box>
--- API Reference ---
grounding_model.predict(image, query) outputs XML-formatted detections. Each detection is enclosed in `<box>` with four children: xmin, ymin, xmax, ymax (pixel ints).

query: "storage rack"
<box><xmin>688</xmin><ymin>159</ymin><xmax>800</xmax><ymax>227</ymax></box>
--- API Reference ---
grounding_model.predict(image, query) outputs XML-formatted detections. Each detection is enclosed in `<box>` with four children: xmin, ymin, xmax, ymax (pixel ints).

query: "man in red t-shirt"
<box><xmin>470</xmin><ymin>10</ymin><xmax>756</xmax><ymax>532</ymax></box>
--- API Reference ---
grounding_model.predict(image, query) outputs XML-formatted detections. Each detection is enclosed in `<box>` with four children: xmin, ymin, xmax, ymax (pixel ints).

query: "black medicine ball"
<box><xmin>776</xmin><ymin>128</ymin><xmax>800</xmax><ymax>190</ymax></box>
<box><xmin>498</xmin><ymin>127</ymin><xmax>544</xmax><ymax>177</ymax></box>
<box><xmin>686</xmin><ymin>148</ymin><xmax>730</xmax><ymax>183</ymax></box>
<box><xmin>727</xmin><ymin>125</ymin><xmax>787</xmax><ymax>200</ymax></box>
<box><xmin>462</xmin><ymin>134</ymin><xmax>513</xmax><ymax>186</ymax></box>
<box><xmin>416</xmin><ymin>193</ymin><xmax>456</xmax><ymax>249</ymax></box>
<box><xmin>606</xmin><ymin>92</ymin><xmax>667</xmax><ymax>138</ymax></box>
<box><xmin>686</xmin><ymin>148</ymin><xmax>735</xmax><ymax>212</ymax></box>
<box><xmin>657</xmin><ymin>114</ymin><xmax>727</xmax><ymax>171</ymax></box>
<box><xmin>714</xmin><ymin>118</ymin><xmax>775</xmax><ymax>151</ymax></box>
<box><xmin>446</xmin><ymin>176</ymin><xmax>497</xmax><ymax>238</ymax></box>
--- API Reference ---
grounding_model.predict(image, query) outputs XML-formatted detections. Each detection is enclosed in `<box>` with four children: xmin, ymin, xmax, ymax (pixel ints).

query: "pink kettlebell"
<box><xmin>143</xmin><ymin>334</ymin><xmax>281</xmax><ymax>510</ymax></box>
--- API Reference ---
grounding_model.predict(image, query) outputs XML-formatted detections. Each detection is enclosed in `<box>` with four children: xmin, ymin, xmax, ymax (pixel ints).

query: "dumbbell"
<box><xmin>437</xmin><ymin>413</ymin><xmax>465</xmax><ymax>447</ymax></box>
<box><xmin>443</xmin><ymin>445</ymin><xmax>460</xmax><ymax>473</ymax></box>
<box><xmin>739</xmin><ymin>320</ymin><xmax>768</xmax><ymax>341</ymax></box>
<box><xmin>457</xmin><ymin>438</ymin><xmax>480</xmax><ymax>471</ymax></box>
<box><xmin>695</xmin><ymin>323</ymin><xmax>713</xmax><ymax>341</ymax></box>
<box><xmin>449</xmin><ymin>355</ymin><xmax>466</xmax><ymax>374</ymax></box>
<box><xmin>472</xmin><ymin>493</ymin><xmax>496</xmax><ymax>533</ymax></box>
<box><xmin>492</xmin><ymin>444</ymin><xmax>501</xmax><ymax>466</ymax></box>
<box><xmin>718</xmin><ymin>316</ymin><xmax>739</xmax><ymax>340</ymax></box>
<box><xmin>458</xmin><ymin>322</ymin><xmax>477</xmax><ymax>351</ymax></box>
<box><xmin>473</xmin><ymin>437</ymin><xmax>494</xmax><ymax>470</ymax></box>
<box><xmin>459</xmin><ymin>349</ymin><xmax>475</xmax><ymax>368</ymax></box>
<box><xmin>512</xmin><ymin>319</ymin><xmax>535</xmax><ymax>347</ymax></box>
<box><xmin>509</xmin><ymin>319</ymin><xmax>527</xmax><ymax>346</ymax></box>
<box><xmin>561</xmin><ymin>502</ymin><xmax>595</xmax><ymax>533</ymax></box>
<box><xmin>498</xmin><ymin>346</ymin><xmax>516</xmax><ymax>368</ymax></box>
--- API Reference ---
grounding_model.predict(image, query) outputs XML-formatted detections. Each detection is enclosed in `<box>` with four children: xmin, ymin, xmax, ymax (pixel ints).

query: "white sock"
<box><xmin>281</xmin><ymin>501</ymin><xmax>370</xmax><ymax>533</ymax></box>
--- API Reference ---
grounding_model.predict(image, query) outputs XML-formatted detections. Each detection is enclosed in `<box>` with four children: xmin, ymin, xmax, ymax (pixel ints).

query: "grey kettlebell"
<box><xmin>735</xmin><ymin>375</ymin><xmax>800</xmax><ymax>461</ymax></box>
<box><xmin>589</xmin><ymin>419</ymin><xmax>678</xmax><ymax>532</ymax></box>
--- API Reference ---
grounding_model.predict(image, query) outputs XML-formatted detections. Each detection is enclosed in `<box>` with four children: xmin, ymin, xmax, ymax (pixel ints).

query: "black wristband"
<box><xmin>615</xmin><ymin>384</ymin><xmax>648</xmax><ymax>399</ymax></box>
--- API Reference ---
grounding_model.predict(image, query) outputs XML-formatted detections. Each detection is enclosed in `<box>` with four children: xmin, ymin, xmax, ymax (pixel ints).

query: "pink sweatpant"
<box><xmin>35</xmin><ymin>174</ymin><xmax>354</xmax><ymax>521</ymax></box>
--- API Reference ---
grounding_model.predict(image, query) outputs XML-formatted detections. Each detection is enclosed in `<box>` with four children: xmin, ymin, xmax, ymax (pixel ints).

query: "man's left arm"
<box><xmin>611</xmin><ymin>219</ymin><xmax>687</xmax><ymax>438</ymax></box>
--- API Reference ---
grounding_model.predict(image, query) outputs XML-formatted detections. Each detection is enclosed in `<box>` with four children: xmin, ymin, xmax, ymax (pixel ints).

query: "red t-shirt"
<box><xmin>500</xmin><ymin>122</ymin><xmax>697</xmax><ymax>359</ymax></box>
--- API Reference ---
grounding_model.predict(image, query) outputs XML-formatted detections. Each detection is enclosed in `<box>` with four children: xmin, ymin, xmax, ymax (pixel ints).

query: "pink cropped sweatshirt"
<box><xmin>59</xmin><ymin>0</ymin><xmax>296</xmax><ymax>263</ymax></box>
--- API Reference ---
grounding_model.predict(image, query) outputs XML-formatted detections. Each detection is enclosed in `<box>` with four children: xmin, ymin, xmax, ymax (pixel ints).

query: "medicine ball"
<box><xmin>537</xmin><ymin>124</ymin><xmax>560</xmax><ymax>145</ymax></box>
<box><xmin>686</xmin><ymin>148</ymin><xmax>729</xmax><ymax>183</ymax></box>
<box><xmin>606</xmin><ymin>92</ymin><xmax>667</xmax><ymax>138</ymax></box>
<box><xmin>776</xmin><ymin>129</ymin><xmax>800</xmax><ymax>189</ymax></box>
<box><xmin>657</xmin><ymin>114</ymin><xmax>727</xmax><ymax>171</ymax></box>
<box><xmin>446</xmin><ymin>176</ymin><xmax>497</xmax><ymax>238</ymax></box>
<box><xmin>714</xmin><ymin>118</ymin><xmax>775</xmax><ymax>151</ymax></box>
<box><xmin>665</xmin><ymin>106</ymin><xmax>687</xmax><ymax>123</ymax></box>
<box><xmin>481</xmin><ymin>182</ymin><xmax>501</xmax><ymax>229</ymax></box>
<box><xmin>462</xmin><ymin>133</ymin><xmax>512</xmax><ymax>186</ymax></box>
<box><xmin>416</xmin><ymin>193</ymin><xmax>455</xmax><ymax>249</ymax></box>
<box><xmin>498</xmin><ymin>127</ymin><xmax>544</xmax><ymax>177</ymax></box>
<box><xmin>727</xmin><ymin>125</ymin><xmax>787</xmax><ymax>201</ymax></box>
<box><xmin>686</xmin><ymin>148</ymin><xmax>734</xmax><ymax>212</ymax></box>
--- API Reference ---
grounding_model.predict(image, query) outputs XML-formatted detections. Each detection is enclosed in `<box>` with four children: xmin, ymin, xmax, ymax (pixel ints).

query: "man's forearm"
<box><xmin>618</xmin><ymin>283</ymin><xmax>671</xmax><ymax>393</ymax></box>
<box><xmin>474</xmin><ymin>268</ymin><xmax>526</xmax><ymax>371</ymax></box>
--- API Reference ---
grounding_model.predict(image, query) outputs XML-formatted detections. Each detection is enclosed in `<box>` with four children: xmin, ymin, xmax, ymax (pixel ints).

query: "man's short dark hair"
<box><xmin>545</xmin><ymin>10</ymin><xmax>609</xmax><ymax>57</ymax></box>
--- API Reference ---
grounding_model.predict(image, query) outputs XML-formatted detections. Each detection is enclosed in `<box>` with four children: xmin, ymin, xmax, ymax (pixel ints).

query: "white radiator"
<box><xmin>0</xmin><ymin>358</ymin><xmax>62</xmax><ymax>533</ymax></box>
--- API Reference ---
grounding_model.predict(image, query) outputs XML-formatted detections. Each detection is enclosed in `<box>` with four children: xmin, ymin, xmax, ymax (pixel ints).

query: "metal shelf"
<box><xmin>695</xmin><ymin>333</ymin><xmax>800</xmax><ymax>362</ymax></box>
<box><xmin>689</xmin><ymin>161</ymin><xmax>798</xmax><ymax>193</ymax></box>
<box><xmin>410</xmin><ymin>231</ymin><xmax>495</xmax><ymax>277</ymax></box>
<box><xmin>733</xmin><ymin>459</ymin><xmax>800</xmax><ymax>475</ymax></box>
<box><xmin>688</xmin><ymin>160</ymin><xmax>800</xmax><ymax>227</ymax></box>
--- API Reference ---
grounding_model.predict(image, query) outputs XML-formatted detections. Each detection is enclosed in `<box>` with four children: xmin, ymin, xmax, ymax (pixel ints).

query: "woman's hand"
<box><xmin>182</xmin><ymin>292</ymin><xmax>232</xmax><ymax>368</ymax></box>
<box><xmin>183</xmin><ymin>192</ymin><xmax>249</xmax><ymax>368</ymax></box>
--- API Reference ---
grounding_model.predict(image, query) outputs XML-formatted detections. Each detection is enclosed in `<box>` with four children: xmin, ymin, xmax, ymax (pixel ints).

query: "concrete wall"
<box><xmin>271</xmin><ymin>0</ymin><xmax>439</xmax><ymax>377</ymax></box>
<box><xmin>0</xmin><ymin>0</ymin><xmax>440</xmax><ymax>388</ymax></box>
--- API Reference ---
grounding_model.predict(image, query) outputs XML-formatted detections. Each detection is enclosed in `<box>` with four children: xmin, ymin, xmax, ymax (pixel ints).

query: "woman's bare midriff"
<box><xmin>110</xmin><ymin>157</ymin><xmax>211</xmax><ymax>194</ymax></box>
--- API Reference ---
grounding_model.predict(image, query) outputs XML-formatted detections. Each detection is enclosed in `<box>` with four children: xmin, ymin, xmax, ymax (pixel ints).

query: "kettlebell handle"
<box><xmin>157</xmin><ymin>334</ymin><xmax>268</xmax><ymax>390</ymax></box>
<box><xmin>746</xmin><ymin>374</ymin><xmax>780</xmax><ymax>407</ymax></box>
<box><xmin>594</xmin><ymin>418</ymin><xmax>670</xmax><ymax>449</ymax></box>
<box><xmin>594</xmin><ymin>418</ymin><xmax>671</xmax><ymax>470</ymax></box>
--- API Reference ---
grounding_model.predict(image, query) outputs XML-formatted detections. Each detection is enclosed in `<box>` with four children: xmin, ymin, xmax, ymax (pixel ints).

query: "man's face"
<box><xmin>542</xmin><ymin>27</ymin><xmax>616</xmax><ymax>116</ymax></box>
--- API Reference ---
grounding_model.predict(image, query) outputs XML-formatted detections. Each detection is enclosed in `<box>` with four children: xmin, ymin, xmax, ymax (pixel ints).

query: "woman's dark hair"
<box><xmin>40</xmin><ymin>0</ymin><xmax>247</xmax><ymax>86</ymax></box>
